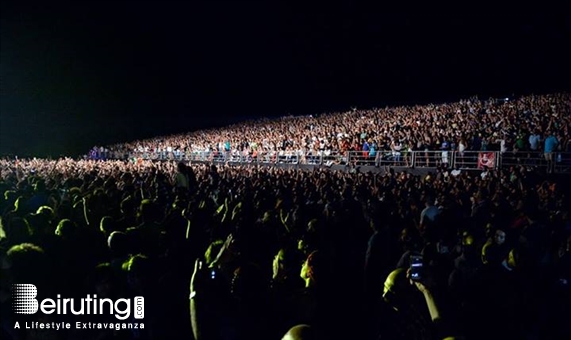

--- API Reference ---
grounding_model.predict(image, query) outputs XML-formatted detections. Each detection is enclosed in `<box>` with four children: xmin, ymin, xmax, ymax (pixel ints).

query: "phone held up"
<box><xmin>409</xmin><ymin>254</ymin><xmax>423</xmax><ymax>281</ymax></box>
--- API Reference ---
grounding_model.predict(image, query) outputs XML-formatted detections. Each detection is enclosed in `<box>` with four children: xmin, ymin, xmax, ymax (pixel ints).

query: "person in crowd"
<box><xmin>544</xmin><ymin>130</ymin><xmax>559</xmax><ymax>173</ymax></box>
<box><xmin>281</xmin><ymin>324</ymin><xmax>315</xmax><ymax>340</ymax></box>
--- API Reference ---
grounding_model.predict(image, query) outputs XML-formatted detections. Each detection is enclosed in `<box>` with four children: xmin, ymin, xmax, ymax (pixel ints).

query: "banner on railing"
<box><xmin>478</xmin><ymin>152</ymin><xmax>496</xmax><ymax>169</ymax></box>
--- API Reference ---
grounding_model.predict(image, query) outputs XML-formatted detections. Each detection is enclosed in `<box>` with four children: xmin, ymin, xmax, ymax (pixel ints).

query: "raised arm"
<box><xmin>190</xmin><ymin>259</ymin><xmax>207</xmax><ymax>340</ymax></box>
<box><xmin>412</xmin><ymin>280</ymin><xmax>441</xmax><ymax>322</ymax></box>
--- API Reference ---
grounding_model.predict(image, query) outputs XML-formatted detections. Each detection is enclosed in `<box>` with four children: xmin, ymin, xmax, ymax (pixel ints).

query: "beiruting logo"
<box><xmin>12</xmin><ymin>284</ymin><xmax>145</xmax><ymax>331</ymax></box>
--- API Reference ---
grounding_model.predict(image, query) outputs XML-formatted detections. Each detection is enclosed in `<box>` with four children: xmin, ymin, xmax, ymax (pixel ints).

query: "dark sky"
<box><xmin>1</xmin><ymin>2</ymin><xmax>570</xmax><ymax>157</ymax></box>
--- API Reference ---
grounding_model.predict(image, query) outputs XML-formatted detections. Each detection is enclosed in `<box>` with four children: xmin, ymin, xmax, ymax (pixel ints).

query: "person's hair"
<box><xmin>383</xmin><ymin>268</ymin><xmax>414</xmax><ymax>299</ymax></box>
<box><xmin>122</xmin><ymin>254</ymin><xmax>150</xmax><ymax>275</ymax></box>
<box><xmin>138</xmin><ymin>199</ymin><xmax>162</xmax><ymax>222</ymax></box>
<box><xmin>6</xmin><ymin>243</ymin><xmax>48</xmax><ymax>283</ymax></box>
<box><xmin>3</xmin><ymin>189</ymin><xmax>17</xmax><ymax>202</ymax></box>
<box><xmin>107</xmin><ymin>231</ymin><xmax>130</xmax><ymax>256</ymax></box>
<box><xmin>34</xmin><ymin>205</ymin><xmax>55</xmax><ymax>220</ymax></box>
<box><xmin>120</xmin><ymin>195</ymin><xmax>135</xmax><ymax>214</ymax></box>
<box><xmin>305</xmin><ymin>250</ymin><xmax>327</xmax><ymax>284</ymax></box>
<box><xmin>2</xmin><ymin>216</ymin><xmax>33</xmax><ymax>243</ymax></box>
<box><xmin>282</xmin><ymin>324</ymin><xmax>315</xmax><ymax>340</ymax></box>
<box><xmin>99</xmin><ymin>216</ymin><xmax>116</xmax><ymax>235</ymax></box>
<box><xmin>55</xmin><ymin>219</ymin><xmax>76</xmax><ymax>238</ymax></box>
<box><xmin>91</xmin><ymin>262</ymin><xmax>115</xmax><ymax>284</ymax></box>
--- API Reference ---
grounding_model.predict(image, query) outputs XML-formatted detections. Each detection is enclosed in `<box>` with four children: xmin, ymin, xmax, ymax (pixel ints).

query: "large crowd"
<box><xmin>90</xmin><ymin>93</ymin><xmax>571</xmax><ymax>166</ymax></box>
<box><xmin>0</xmin><ymin>93</ymin><xmax>570</xmax><ymax>340</ymax></box>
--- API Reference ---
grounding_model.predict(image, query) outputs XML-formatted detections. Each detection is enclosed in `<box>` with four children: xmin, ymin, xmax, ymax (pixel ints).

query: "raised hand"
<box><xmin>190</xmin><ymin>259</ymin><xmax>208</xmax><ymax>294</ymax></box>
<box><xmin>210</xmin><ymin>233</ymin><xmax>240</xmax><ymax>269</ymax></box>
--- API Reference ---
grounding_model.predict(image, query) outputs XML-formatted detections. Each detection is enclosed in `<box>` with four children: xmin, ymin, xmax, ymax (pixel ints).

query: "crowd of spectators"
<box><xmin>1</xmin><ymin>93</ymin><xmax>570</xmax><ymax>339</ymax></box>
<box><xmin>1</xmin><ymin>155</ymin><xmax>570</xmax><ymax>339</ymax></box>
<box><xmin>89</xmin><ymin>93</ymin><xmax>571</xmax><ymax>168</ymax></box>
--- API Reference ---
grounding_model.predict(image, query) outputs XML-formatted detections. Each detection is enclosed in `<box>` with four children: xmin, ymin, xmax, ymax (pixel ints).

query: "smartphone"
<box><xmin>410</xmin><ymin>255</ymin><xmax>423</xmax><ymax>281</ymax></box>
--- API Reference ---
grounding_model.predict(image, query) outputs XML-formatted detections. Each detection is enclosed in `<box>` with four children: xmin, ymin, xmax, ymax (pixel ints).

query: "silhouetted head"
<box><xmin>3</xmin><ymin>190</ymin><xmax>17</xmax><ymax>204</ymax></box>
<box><xmin>107</xmin><ymin>231</ymin><xmax>130</xmax><ymax>257</ymax></box>
<box><xmin>55</xmin><ymin>219</ymin><xmax>76</xmax><ymax>238</ymax></box>
<box><xmin>3</xmin><ymin>243</ymin><xmax>48</xmax><ymax>284</ymax></box>
<box><xmin>273</xmin><ymin>246</ymin><xmax>302</xmax><ymax>281</ymax></box>
<box><xmin>300</xmin><ymin>250</ymin><xmax>325</xmax><ymax>286</ymax></box>
<box><xmin>282</xmin><ymin>324</ymin><xmax>315</xmax><ymax>340</ymax></box>
<box><xmin>138</xmin><ymin>199</ymin><xmax>161</xmax><ymax>223</ymax></box>
<box><xmin>2</xmin><ymin>217</ymin><xmax>32</xmax><ymax>245</ymax></box>
<box><xmin>33</xmin><ymin>205</ymin><xmax>55</xmax><ymax>222</ymax></box>
<box><xmin>230</xmin><ymin>262</ymin><xmax>265</xmax><ymax>302</ymax></box>
<box><xmin>33</xmin><ymin>180</ymin><xmax>46</xmax><ymax>193</ymax></box>
<box><xmin>177</xmin><ymin>162</ymin><xmax>187</xmax><ymax>172</ymax></box>
<box><xmin>99</xmin><ymin>216</ymin><xmax>117</xmax><ymax>236</ymax></box>
<box><xmin>91</xmin><ymin>263</ymin><xmax>117</xmax><ymax>298</ymax></box>
<box><xmin>120</xmin><ymin>195</ymin><xmax>136</xmax><ymax>215</ymax></box>
<box><xmin>122</xmin><ymin>254</ymin><xmax>151</xmax><ymax>292</ymax></box>
<box><xmin>382</xmin><ymin>268</ymin><xmax>414</xmax><ymax>304</ymax></box>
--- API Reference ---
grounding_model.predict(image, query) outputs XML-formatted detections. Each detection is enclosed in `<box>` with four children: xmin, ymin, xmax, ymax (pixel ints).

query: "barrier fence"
<box><xmin>92</xmin><ymin>149</ymin><xmax>571</xmax><ymax>174</ymax></box>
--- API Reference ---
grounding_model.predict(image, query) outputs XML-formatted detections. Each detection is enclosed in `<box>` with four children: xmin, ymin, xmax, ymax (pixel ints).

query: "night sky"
<box><xmin>1</xmin><ymin>2</ymin><xmax>570</xmax><ymax>157</ymax></box>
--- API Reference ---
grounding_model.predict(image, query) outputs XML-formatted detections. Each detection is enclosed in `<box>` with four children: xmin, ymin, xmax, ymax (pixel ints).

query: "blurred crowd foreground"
<box><xmin>0</xmin><ymin>157</ymin><xmax>569</xmax><ymax>340</ymax></box>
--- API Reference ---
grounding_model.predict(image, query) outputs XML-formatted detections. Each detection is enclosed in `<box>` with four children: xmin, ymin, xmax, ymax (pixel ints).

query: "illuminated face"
<box><xmin>382</xmin><ymin>280</ymin><xmax>391</xmax><ymax>297</ymax></box>
<box><xmin>382</xmin><ymin>274</ymin><xmax>398</xmax><ymax>304</ymax></box>
<box><xmin>494</xmin><ymin>230</ymin><xmax>506</xmax><ymax>245</ymax></box>
<box><xmin>297</xmin><ymin>239</ymin><xmax>307</xmax><ymax>253</ymax></box>
<box><xmin>272</xmin><ymin>249</ymin><xmax>285</xmax><ymax>280</ymax></box>
<box><xmin>300</xmin><ymin>259</ymin><xmax>309</xmax><ymax>280</ymax></box>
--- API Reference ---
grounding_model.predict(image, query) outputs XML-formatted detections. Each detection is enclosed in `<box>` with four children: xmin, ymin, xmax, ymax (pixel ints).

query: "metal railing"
<box><xmin>322</xmin><ymin>150</ymin><xmax>568</xmax><ymax>173</ymax></box>
<box><xmin>107</xmin><ymin>149</ymin><xmax>571</xmax><ymax>173</ymax></box>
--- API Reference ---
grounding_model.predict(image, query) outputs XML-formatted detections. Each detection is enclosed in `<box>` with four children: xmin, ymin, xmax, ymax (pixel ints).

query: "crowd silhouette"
<box><xmin>1</xmin><ymin>93</ymin><xmax>570</xmax><ymax>340</ymax></box>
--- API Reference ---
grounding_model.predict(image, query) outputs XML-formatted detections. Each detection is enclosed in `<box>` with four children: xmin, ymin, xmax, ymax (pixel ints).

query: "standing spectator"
<box><xmin>528</xmin><ymin>130</ymin><xmax>541</xmax><ymax>152</ymax></box>
<box><xmin>544</xmin><ymin>130</ymin><xmax>558</xmax><ymax>173</ymax></box>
